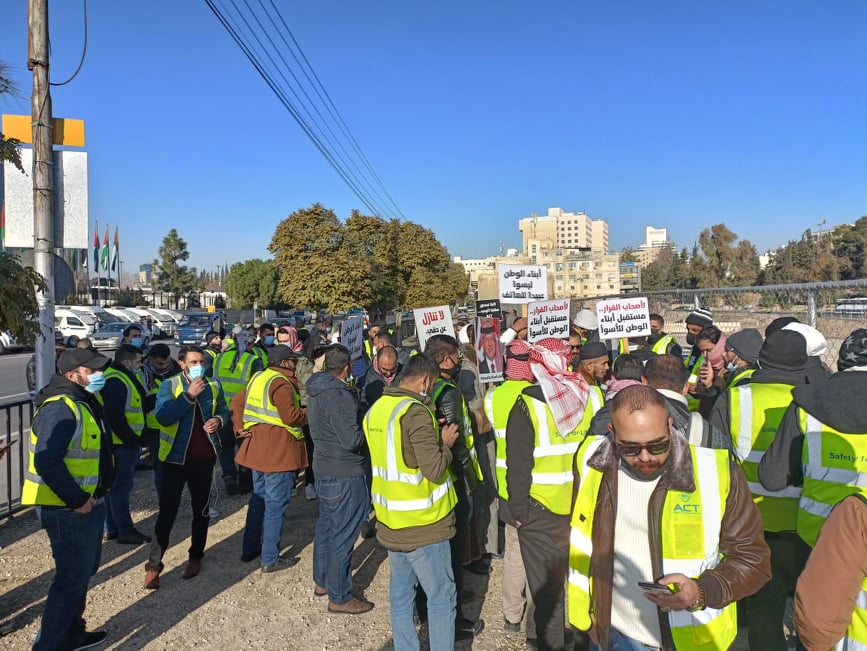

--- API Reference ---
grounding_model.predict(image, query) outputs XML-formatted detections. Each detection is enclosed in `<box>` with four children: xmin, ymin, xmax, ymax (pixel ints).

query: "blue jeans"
<box><xmin>249</xmin><ymin>469</ymin><xmax>296</xmax><ymax>565</ymax></box>
<box><xmin>388</xmin><ymin>540</ymin><xmax>456</xmax><ymax>651</ymax></box>
<box><xmin>105</xmin><ymin>445</ymin><xmax>138</xmax><ymax>535</ymax></box>
<box><xmin>312</xmin><ymin>475</ymin><xmax>369</xmax><ymax>604</ymax></box>
<box><xmin>34</xmin><ymin>502</ymin><xmax>105</xmax><ymax>651</ymax></box>
<box><xmin>591</xmin><ymin>628</ymin><xmax>660</xmax><ymax>651</ymax></box>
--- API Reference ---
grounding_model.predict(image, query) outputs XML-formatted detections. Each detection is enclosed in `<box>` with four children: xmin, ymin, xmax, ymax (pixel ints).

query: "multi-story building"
<box><xmin>620</xmin><ymin>261</ymin><xmax>641</xmax><ymax>294</ymax></box>
<box><xmin>518</xmin><ymin>207</ymin><xmax>609</xmax><ymax>263</ymax></box>
<box><xmin>635</xmin><ymin>225</ymin><xmax>675</xmax><ymax>267</ymax></box>
<box><xmin>536</xmin><ymin>249</ymin><xmax>621</xmax><ymax>299</ymax></box>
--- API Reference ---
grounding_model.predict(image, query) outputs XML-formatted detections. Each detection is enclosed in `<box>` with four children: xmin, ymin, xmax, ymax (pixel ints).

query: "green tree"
<box><xmin>344</xmin><ymin>211</ymin><xmax>405</xmax><ymax>311</ymax></box>
<box><xmin>694</xmin><ymin>224</ymin><xmax>760</xmax><ymax>287</ymax></box>
<box><xmin>396</xmin><ymin>222</ymin><xmax>468</xmax><ymax>307</ymax></box>
<box><xmin>226</xmin><ymin>258</ymin><xmax>280</xmax><ymax>309</ymax></box>
<box><xmin>833</xmin><ymin>216</ymin><xmax>867</xmax><ymax>280</ymax></box>
<box><xmin>641</xmin><ymin>247</ymin><xmax>673</xmax><ymax>291</ymax></box>
<box><xmin>0</xmin><ymin>251</ymin><xmax>48</xmax><ymax>345</ymax></box>
<box><xmin>619</xmin><ymin>247</ymin><xmax>637</xmax><ymax>263</ymax></box>
<box><xmin>152</xmin><ymin>229</ymin><xmax>199</xmax><ymax>309</ymax></box>
<box><xmin>0</xmin><ymin>63</ymin><xmax>24</xmax><ymax>174</ymax></box>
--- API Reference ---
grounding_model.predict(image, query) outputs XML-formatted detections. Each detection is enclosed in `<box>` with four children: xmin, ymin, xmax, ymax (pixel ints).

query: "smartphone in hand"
<box><xmin>638</xmin><ymin>581</ymin><xmax>676</xmax><ymax>595</ymax></box>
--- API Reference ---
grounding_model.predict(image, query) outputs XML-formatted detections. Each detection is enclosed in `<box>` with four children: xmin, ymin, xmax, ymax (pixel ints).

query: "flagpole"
<box><xmin>93</xmin><ymin>219</ymin><xmax>98</xmax><ymax>306</ymax></box>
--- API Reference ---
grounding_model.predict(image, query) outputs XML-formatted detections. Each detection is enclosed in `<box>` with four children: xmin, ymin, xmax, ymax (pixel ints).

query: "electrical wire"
<box><xmin>51</xmin><ymin>0</ymin><xmax>88</xmax><ymax>87</ymax></box>
<box><xmin>204</xmin><ymin>0</ymin><xmax>405</xmax><ymax>221</ymax></box>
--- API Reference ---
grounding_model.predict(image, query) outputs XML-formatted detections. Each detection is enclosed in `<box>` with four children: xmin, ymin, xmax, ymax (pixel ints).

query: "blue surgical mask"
<box><xmin>264</xmin><ymin>336</ymin><xmax>275</xmax><ymax>347</ymax></box>
<box><xmin>83</xmin><ymin>371</ymin><xmax>105</xmax><ymax>394</ymax></box>
<box><xmin>187</xmin><ymin>365</ymin><xmax>205</xmax><ymax>380</ymax></box>
<box><xmin>130</xmin><ymin>337</ymin><xmax>143</xmax><ymax>348</ymax></box>
<box><xmin>726</xmin><ymin>361</ymin><xmax>739</xmax><ymax>372</ymax></box>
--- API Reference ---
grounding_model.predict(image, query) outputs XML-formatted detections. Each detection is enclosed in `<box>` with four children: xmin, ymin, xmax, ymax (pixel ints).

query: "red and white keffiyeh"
<box><xmin>529</xmin><ymin>338</ymin><xmax>591</xmax><ymax>437</ymax></box>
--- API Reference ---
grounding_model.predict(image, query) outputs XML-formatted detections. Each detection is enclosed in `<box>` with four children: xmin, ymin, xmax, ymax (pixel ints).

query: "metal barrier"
<box><xmin>1</xmin><ymin>399</ymin><xmax>34</xmax><ymax>518</ymax></box>
<box><xmin>577</xmin><ymin>278</ymin><xmax>867</xmax><ymax>370</ymax></box>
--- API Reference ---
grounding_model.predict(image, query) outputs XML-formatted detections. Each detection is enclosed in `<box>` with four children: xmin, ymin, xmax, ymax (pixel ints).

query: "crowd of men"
<box><xmin>21</xmin><ymin>308</ymin><xmax>867</xmax><ymax>650</ymax></box>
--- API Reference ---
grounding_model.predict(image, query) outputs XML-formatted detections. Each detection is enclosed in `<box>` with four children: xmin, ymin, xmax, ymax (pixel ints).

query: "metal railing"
<box><xmin>1</xmin><ymin>399</ymin><xmax>34</xmax><ymax>518</ymax></box>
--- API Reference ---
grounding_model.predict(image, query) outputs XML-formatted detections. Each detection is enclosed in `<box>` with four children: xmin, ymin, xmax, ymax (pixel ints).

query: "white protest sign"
<box><xmin>341</xmin><ymin>315</ymin><xmax>365</xmax><ymax>360</ymax></box>
<box><xmin>527</xmin><ymin>299</ymin><xmax>571</xmax><ymax>343</ymax></box>
<box><xmin>413</xmin><ymin>305</ymin><xmax>455</xmax><ymax>352</ymax></box>
<box><xmin>596</xmin><ymin>296</ymin><xmax>651</xmax><ymax>341</ymax></box>
<box><xmin>498</xmin><ymin>265</ymin><xmax>548</xmax><ymax>304</ymax></box>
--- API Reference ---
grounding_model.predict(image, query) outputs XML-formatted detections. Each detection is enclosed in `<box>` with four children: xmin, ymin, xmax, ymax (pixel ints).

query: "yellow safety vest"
<box><xmin>651</xmin><ymin>334</ymin><xmax>675</xmax><ymax>355</ymax></box>
<box><xmin>242</xmin><ymin>369</ymin><xmax>304</xmax><ymax>439</ymax></box>
<box><xmin>145</xmin><ymin>375</ymin><xmax>165</xmax><ymax>430</ymax></box>
<box><xmin>521</xmin><ymin>391</ymin><xmax>599</xmax><ymax>515</ymax></box>
<box><xmin>102</xmin><ymin>366</ymin><xmax>146</xmax><ymax>445</ymax></box>
<box><xmin>797</xmin><ymin>407</ymin><xmax>867</xmax><ymax>547</ymax></box>
<box><xmin>685</xmin><ymin>354</ymin><xmax>704</xmax><ymax>412</ymax></box>
<box><xmin>729</xmin><ymin>382</ymin><xmax>801</xmax><ymax>532</ymax></box>
<box><xmin>22</xmin><ymin>395</ymin><xmax>102</xmax><ymax>506</ymax></box>
<box><xmin>728</xmin><ymin>366</ymin><xmax>755</xmax><ymax>388</ymax></box>
<box><xmin>568</xmin><ymin>437</ymin><xmax>737</xmax><ymax>650</ymax></box>
<box><xmin>432</xmin><ymin>379</ymin><xmax>484</xmax><ymax>482</ymax></box>
<box><xmin>363</xmin><ymin>394</ymin><xmax>457</xmax><ymax>529</ymax></box>
<box><xmin>484</xmin><ymin>380</ymin><xmax>532</xmax><ymax>500</ymax></box>
<box><xmin>158</xmin><ymin>375</ymin><xmax>221</xmax><ymax>462</ymax></box>
<box><xmin>213</xmin><ymin>350</ymin><xmax>256</xmax><ymax>406</ymax></box>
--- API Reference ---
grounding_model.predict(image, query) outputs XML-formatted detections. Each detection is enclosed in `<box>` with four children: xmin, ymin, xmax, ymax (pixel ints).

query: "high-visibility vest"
<box><xmin>837</xmin><ymin>571</ymin><xmax>867</xmax><ymax>651</ymax></box>
<box><xmin>213</xmin><ymin>350</ymin><xmax>256</xmax><ymax>407</ymax></box>
<box><xmin>651</xmin><ymin>334</ymin><xmax>675</xmax><ymax>355</ymax></box>
<box><xmin>242</xmin><ymin>369</ymin><xmax>304</xmax><ymax>439</ymax></box>
<box><xmin>432</xmin><ymin>379</ymin><xmax>484</xmax><ymax>482</ymax></box>
<box><xmin>364</xmin><ymin>340</ymin><xmax>373</xmax><ymax>360</ymax></box>
<box><xmin>568</xmin><ymin>437</ymin><xmax>737</xmax><ymax>650</ymax></box>
<box><xmin>484</xmin><ymin>380</ymin><xmax>532</xmax><ymax>500</ymax></box>
<box><xmin>158</xmin><ymin>375</ymin><xmax>221</xmax><ymax>462</ymax></box>
<box><xmin>521</xmin><ymin>391</ymin><xmax>600</xmax><ymax>515</ymax></box>
<box><xmin>797</xmin><ymin>407</ymin><xmax>867</xmax><ymax>547</ymax></box>
<box><xmin>728</xmin><ymin>366</ymin><xmax>755</xmax><ymax>388</ymax></box>
<box><xmin>145</xmin><ymin>375</ymin><xmax>165</xmax><ymax>430</ymax></box>
<box><xmin>102</xmin><ymin>366</ymin><xmax>146</xmax><ymax>446</ymax></box>
<box><xmin>729</xmin><ymin>382</ymin><xmax>801</xmax><ymax>532</ymax></box>
<box><xmin>252</xmin><ymin>346</ymin><xmax>268</xmax><ymax>368</ymax></box>
<box><xmin>362</xmin><ymin>394</ymin><xmax>457</xmax><ymax>529</ymax></box>
<box><xmin>685</xmin><ymin>353</ymin><xmax>704</xmax><ymax>412</ymax></box>
<box><xmin>22</xmin><ymin>395</ymin><xmax>102</xmax><ymax>506</ymax></box>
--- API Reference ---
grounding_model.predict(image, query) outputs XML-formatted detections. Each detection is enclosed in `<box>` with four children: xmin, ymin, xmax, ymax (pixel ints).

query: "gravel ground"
<box><xmin>0</xmin><ymin>469</ymin><xmax>787</xmax><ymax>650</ymax></box>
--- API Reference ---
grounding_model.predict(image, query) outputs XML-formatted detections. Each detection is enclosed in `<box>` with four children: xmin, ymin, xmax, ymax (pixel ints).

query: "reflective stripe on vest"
<box><xmin>433</xmin><ymin>379</ymin><xmax>483</xmax><ymax>482</ymax></box>
<box><xmin>729</xmin><ymin>382</ymin><xmax>800</xmax><ymax>532</ymax></box>
<box><xmin>834</xmin><ymin>576</ymin><xmax>867</xmax><ymax>650</ymax></box>
<box><xmin>523</xmin><ymin>393</ymin><xmax>596</xmax><ymax>515</ymax></box>
<box><xmin>651</xmin><ymin>334</ymin><xmax>675</xmax><ymax>355</ymax></box>
<box><xmin>158</xmin><ymin>375</ymin><xmax>220</xmax><ymax>462</ymax></box>
<box><xmin>22</xmin><ymin>395</ymin><xmax>102</xmax><ymax>506</ymax></box>
<box><xmin>798</xmin><ymin>408</ymin><xmax>867</xmax><ymax>547</ymax></box>
<box><xmin>242</xmin><ymin>369</ymin><xmax>304</xmax><ymax>439</ymax></box>
<box><xmin>485</xmin><ymin>380</ymin><xmax>533</xmax><ymax>500</ymax></box>
<box><xmin>103</xmin><ymin>367</ymin><xmax>146</xmax><ymax>445</ymax></box>
<box><xmin>729</xmin><ymin>366</ymin><xmax>755</xmax><ymax>387</ymax></box>
<box><xmin>362</xmin><ymin>395</ymin><xmax>457</xmax><ymax>529</ymax></box>
<box><xmin>213</xmin><ymin>351</ymin><xmax>255</xmax><ymax>405</ymax></box>
<box><xmin>568</xmin><ymin>439</ymin><xmax>737</xmax><ymax>649</ymax></box>
<box><xmin>145</xmin><ymin>376</ymin><xmax>164</xmax><ymax>430</ymax></box>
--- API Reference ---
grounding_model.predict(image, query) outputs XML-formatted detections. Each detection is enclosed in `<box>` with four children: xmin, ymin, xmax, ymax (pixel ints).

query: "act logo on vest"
<box><xmin>673</xmin><ymin>492</ymin><xmax>702</xmax><ymax>514</ymax></box>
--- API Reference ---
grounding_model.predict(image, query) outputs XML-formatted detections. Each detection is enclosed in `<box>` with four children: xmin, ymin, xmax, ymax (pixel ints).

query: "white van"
<box><xmin>55</xmin><ymin>308</ymin><xmax>96</xmax><ymax>345</ymax></box>
<box><xmin>103</xmin><ymin>307</ymin><xmax>138</xmax><ymax>323</ymax></box>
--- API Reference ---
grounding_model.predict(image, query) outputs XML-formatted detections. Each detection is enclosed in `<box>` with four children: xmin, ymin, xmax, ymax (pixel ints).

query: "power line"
<box><xmin>204</xmin><ymin>0</ymin><xmax>405</xmax><ymax>221</ymax></box>
<box><xmin>51</xmin><ymin>0</ymin><xmax>88</xmax><ymax>86</ymax></box>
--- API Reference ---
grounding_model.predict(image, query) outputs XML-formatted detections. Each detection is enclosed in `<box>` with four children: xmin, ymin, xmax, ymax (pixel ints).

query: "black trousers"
<box><xmin>744</xmin><ymin>531</ymin><xmax>810</xmax><ymax>651</ymax></box>
<box><xmin>518</xmin><ymin>501</ymin><xmax>570</xmax><ymax>651</ymax></box>
<box><xmin>146</xmin><ymin>457</ymin><xmax>215</xmax><ymax>570</ymax></box>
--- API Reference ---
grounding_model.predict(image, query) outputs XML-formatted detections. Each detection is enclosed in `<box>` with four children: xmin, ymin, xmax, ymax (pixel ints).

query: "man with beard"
<box><xmin>477</xmin><ymin>319</ymin><xmax>502</xmax><ymax>375</ymax></box>
<box><xmin>568</xmin><ymin>385</ymin><xmax>771</xmax><ymax>651</ymax></box>
<box><xmin>647</xmin><ymin>313</ymin><xmax>682</xmax><ymax>359</ymax></box>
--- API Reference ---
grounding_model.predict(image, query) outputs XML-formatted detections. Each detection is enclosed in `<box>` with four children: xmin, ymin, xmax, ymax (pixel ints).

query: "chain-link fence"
<box><xmin>576</xmin><ymin>279</ymin><xmax>867</xmax><ymax>370</ymax></box>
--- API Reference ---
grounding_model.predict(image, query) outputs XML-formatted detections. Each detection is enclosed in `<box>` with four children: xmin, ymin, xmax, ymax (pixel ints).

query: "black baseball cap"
<box><xmin>267</xmin><ymin>346</ymin><xmax>301</xmax><ymax>366</ymax></box>
<box><xmin>58</xmin><ymin>348</ymin><xmax>109</xmax><ymax>375</ymax></box>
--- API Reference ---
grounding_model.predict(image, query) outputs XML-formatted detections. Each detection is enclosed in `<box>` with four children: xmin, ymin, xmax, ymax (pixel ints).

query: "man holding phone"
<box><xmin>568</xmin><ymin>385</ymin><xmax>770</xmax><ymax>650</ymax></box>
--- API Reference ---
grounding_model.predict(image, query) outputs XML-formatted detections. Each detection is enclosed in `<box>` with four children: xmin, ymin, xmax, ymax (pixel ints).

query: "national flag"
<box><xmin>100</xmin><ymin>226</ymin><xmax>109</xmax><ymax>271</ymax></box>
<box><xmin>71</xmin><ymin>248</ymin><xmax>78</xmax><ymax>271</ymax></box>
<box><xmin>93</xmin><ymin>225</ymin><xmax>99</xmax><ymax>269</ymax></box>
<box><xmin>80</xmin><ymin>248</ymin><xmax>88</xmax><ymax>270</ymax></box>
<box><xmin>110</xmin><ymin>228</ymin><xmax>119</xmax><ymax>272</ymax></box>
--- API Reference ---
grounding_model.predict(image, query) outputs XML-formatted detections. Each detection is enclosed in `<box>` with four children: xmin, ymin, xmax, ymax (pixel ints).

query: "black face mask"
<box><xmin>439</xmin><ymin>363</ymin><xmax>461</xmax><ymax>379</ymax></box>
<box><xmin>686</xmin><ymin>333</ymin><xmax>697</xmax><ymax>346</ymax></box>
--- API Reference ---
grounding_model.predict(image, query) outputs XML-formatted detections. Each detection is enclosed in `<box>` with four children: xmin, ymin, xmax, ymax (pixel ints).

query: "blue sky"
<box><xmin>1</xmin><ymin>1</ymin><xmax>865</xmax><ymax>273</ymax></box>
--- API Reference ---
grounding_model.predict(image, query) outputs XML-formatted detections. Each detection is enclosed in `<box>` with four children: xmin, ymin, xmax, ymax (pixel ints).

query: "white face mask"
<box><xmin>726</xmin><ymin>361</ymin><xmax>739</xmax><ymax>372</ymax></box>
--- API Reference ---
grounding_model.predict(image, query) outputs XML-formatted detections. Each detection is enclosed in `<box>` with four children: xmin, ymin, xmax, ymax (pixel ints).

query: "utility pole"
<box><xmin>29</xmin><ymin>0</ymin><xmax>56</xmax><ymax>389</ymax></box>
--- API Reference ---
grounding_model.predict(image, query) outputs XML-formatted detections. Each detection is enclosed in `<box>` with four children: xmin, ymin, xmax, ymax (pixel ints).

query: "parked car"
<box><xmin>55</xmin><ymin>308</ymin><xmax>96</xmax><ymax>346</ymax></box>
<box><xmin>90</xmin><ymin>322</ymin><xmax>151</xmax><ymax>352</ymax></box>
<box><xmin>174</xmin><ymin>312</ymin><xmax>225</xmax><ymax>346</ymax></box>
<box><xmin>0</xmin><ymin>330</ymin><xmax>23</xmax><ymax>355</ymax></box>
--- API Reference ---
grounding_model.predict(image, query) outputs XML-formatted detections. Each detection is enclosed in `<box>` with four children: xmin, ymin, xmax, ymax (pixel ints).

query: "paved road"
<box><xmin>0</xmin><ymin>353</ymin><xmax>33</xmax><ymax>515</ymax></box>
<box><xmin>0</xmin><ymin>351</ymin><xmax>31</xmax><ymax>404</ymax></box>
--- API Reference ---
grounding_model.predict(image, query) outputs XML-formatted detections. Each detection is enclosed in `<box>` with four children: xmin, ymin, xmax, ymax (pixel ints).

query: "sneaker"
<box><xmin>261</xmin><ymin>557</ymin><xmax>298</xmax><ymax>574</ymax></box>
<box><xmin>504</xmin><ymin>619</ymin><xmax>521</xmax><ymax>634</ymax></box>
<box><xmin>72</xmin><ymin>630</ymin><xmax>107</xmax><ymax>650</ymax></box>
<box><xmin>455</xmin><ymin>618</ymin><xmax>484</xmax><ymax>641</ymax></box>
<box><xmin>116</xmin><ymin>529</ymin><xmax>151</xmax><ymax>545</ymax></box>
<box><xmin>103</xmin><ymin>532</ymin><xmax>118</xmax><ymax>541</ymax></box>
<box><xmin>327</xmin><ymin>597</ymin><xmax>374</xmax><ymax>614</ymax></box>
<box><xmin>304</xmin><ymin>484</ymin><xmax>317</xmax><ymax>500</ymax></box>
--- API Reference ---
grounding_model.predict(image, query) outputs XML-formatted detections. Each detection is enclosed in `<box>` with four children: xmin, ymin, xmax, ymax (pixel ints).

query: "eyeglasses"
<box><xmin>615</xmin><ymin>438</ymin><xmax>671</xmax><ymax>458</ymax></box>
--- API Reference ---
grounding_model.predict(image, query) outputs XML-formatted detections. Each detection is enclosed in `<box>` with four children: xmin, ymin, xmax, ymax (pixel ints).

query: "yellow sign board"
<box><xmin>2</xmin><ymin>114</ymin><xmax>85</xmax><ymax>147</ymax></box>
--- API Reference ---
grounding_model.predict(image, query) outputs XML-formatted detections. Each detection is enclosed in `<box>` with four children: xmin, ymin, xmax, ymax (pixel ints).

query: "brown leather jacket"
<box><xmin>577</xmin><ymin>433</ymin><xmax>771</xmax><ymax>650</ymax></box>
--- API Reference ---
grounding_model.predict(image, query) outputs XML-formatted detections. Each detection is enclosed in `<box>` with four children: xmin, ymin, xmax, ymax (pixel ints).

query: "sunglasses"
<box><xmin>615</xmin><ymin>438</ymin><xmax>671</xmax><ymax>458</ymax></box>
